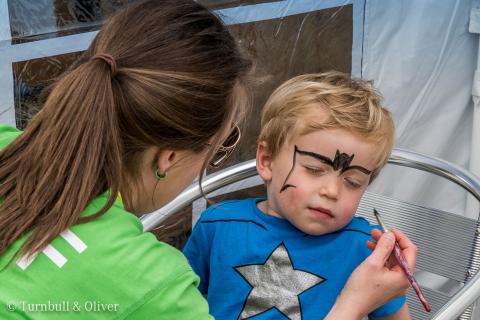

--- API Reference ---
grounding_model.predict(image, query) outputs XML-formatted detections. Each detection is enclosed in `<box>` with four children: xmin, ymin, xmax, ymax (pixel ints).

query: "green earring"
<box><xmin>155</xmin><ymin>169</ymin><xmax>168</xmax><ymax>181</ymax></box>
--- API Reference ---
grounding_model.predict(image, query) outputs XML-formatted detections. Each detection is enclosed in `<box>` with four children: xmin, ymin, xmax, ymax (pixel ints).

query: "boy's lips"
<box><xmin>308</xmin><ymin>207</ymin><xmax>333</xmax><ymax>219</ymax></box>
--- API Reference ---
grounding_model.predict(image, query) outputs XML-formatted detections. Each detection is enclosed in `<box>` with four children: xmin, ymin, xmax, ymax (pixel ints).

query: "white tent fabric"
<box><xmin>468</xmin><ymin>0</ymin><xmax>480</xmax><ymax>219</ymax></box>
<box><xmin>361</xmin><ymin>2</ymin><xmax>479</xmax><ymax>313</ymax></box>
<box><xmin>363</xmin><ymin>0</ymin><xmax>478</xmax><ymax>218</ymax></box>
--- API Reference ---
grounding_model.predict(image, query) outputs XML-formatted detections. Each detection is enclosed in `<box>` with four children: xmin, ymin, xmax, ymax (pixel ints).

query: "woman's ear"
<box><xmin>155</xmin><ymin>149</ymin><xmax>176</xmax><ymax>176</ymax></box>
<box><xmin>256</xmin><ymin>141</ymin><xmax>273</xmax><ymax>182</ymax></box>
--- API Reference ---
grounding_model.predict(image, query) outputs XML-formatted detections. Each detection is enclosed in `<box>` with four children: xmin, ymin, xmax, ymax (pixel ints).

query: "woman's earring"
<box><xmin>154</xmin><ymin>169</ymin><xmax>168</xmax><ymax>181</ymax></box>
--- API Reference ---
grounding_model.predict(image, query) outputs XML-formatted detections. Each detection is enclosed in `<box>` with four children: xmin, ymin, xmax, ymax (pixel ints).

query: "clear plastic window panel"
<box><xmin>6</xmin><ymin>0</ymin><xmax>353</xmax><ymax>249</ymax></box>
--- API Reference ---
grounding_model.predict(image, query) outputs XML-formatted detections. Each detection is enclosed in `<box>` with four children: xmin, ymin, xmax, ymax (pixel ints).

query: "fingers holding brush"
<box><xmin>367</xmin><ymin>228</ymin><xmax>418</xmax><ymax>271</ymax></box>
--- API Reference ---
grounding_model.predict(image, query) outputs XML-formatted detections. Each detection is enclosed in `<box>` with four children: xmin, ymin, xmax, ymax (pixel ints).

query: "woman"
<box><xmin>0</xmin><ymin>0</ymin><xmax>416</xmax><ymax>319</ymax></box>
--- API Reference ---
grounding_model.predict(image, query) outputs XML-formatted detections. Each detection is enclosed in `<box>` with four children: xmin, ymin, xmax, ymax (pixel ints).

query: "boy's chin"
<box><xmin>294</xmin><ymin>220</ymin><xmax>350</xmax><ymax>236</ymax></box>
<box><xmin>303</xmin><ymin>230</ymin><xmax>330</xmax><ymax>236</ymax></box>
<box><xmin>294</xmin><ymin>223</ymin><xmax>332</xmax><ymax>236</ymax></box>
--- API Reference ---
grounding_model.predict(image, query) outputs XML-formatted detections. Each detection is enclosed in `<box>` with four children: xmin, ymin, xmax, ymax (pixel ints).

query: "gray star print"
<box><xmin>234</xmin><ymin>243</ymin><xmax>326</xmax><ymax>320</ymax></box>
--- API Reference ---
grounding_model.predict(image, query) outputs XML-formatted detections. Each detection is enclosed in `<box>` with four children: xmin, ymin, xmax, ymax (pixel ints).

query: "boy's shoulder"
<box><xmin>338</xmin><ymin>216</ymin><xmax>379</xmax><ymax>238</ymax></box>
<box><xmin>200</xmin><ymin>198</ymin><xmax>260</xmax><ymax>221</ymax></box>
<box><xmin>323</xmin><ymin>216</ymin><xmax>379</xmax><ymax>259</ymax></box>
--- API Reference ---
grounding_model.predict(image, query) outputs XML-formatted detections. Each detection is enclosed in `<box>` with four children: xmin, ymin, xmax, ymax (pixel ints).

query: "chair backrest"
<box><xmin>141</xmin><ymin>148</ymin><xmax>480</xmax><ymax>320</ymax></box>
<box><xmin>357</xmin><ymin>192</ymin><xmax>477</xmax><ymax>319</ymax></box>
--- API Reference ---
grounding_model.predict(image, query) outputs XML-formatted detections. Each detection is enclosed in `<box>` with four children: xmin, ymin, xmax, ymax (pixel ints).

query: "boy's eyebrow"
<box><xmin>295</xmin><ymin>145</ymin><xmax>372</xmax><ymax>175</ymax></box>
<box><xmin>346</xmin><ymin>165</ymin><xmax>372</xmax><ymax>175</ymax></box>
<box><xmin>295</xmin><ymin>146</ymin><xmax>332</xmax><ymax>164</ymax></box>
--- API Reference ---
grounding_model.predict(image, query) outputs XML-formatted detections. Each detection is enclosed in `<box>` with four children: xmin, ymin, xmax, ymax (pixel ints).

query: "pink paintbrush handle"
<box><xmin>393</xmin><ymin>243</ymin><xmax>431</xmax><ymax>312</ymax></box>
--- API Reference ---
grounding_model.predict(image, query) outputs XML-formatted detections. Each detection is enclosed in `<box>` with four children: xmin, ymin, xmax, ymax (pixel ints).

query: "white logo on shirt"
<box><xmin>16</xmin><ymin>229</ymin><xmax>87</xmax><ymax>270</ymax></box>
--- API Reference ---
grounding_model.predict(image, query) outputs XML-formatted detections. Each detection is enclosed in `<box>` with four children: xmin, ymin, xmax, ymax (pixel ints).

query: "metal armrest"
<box><xmin>389</xmin><ymin>149</ymin><xmax>480</xmax><ymax>320</ymax></box>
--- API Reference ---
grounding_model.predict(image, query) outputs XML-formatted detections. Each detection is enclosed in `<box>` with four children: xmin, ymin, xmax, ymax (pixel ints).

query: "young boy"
<box><xmin>183</xmin><ymin>72</ymin><xmax>410</xmax><ymax>319</ymax></box>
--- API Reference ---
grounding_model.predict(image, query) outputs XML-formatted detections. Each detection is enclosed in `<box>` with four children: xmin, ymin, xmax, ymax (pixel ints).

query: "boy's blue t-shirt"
<box><xmin>183</xmin><ymin>198</ymin><xmax>406</xmax><ymax>320</ymax></box>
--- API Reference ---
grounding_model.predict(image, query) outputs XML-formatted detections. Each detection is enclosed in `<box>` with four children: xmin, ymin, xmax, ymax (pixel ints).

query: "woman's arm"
<box><xmin>372</xmin><ymin>304</ymin><xmax>411</xmax><ymax>320</ymax></box>
<box><xmin>325</xmin><ymin>230</ymin><xmax>417</xmax><ymax>320</ymax></box>
<box><xmin>126</xmin><ymin>269</ymin><xmax>214</xmax><ymax>320</ymax></box>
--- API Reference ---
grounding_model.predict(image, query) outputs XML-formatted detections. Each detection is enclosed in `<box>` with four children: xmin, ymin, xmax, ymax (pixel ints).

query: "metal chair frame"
<box><xmin>141</xmin><ymin>148</ymin><xmax>480</xmax><ymax>320</ymax></box>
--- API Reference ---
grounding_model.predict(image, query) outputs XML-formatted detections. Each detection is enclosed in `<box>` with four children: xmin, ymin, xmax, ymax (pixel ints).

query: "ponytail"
<box><xmin>0</xmin><ymin>58</ymin><xmax>122</xmax><ymax>262</ymax></box>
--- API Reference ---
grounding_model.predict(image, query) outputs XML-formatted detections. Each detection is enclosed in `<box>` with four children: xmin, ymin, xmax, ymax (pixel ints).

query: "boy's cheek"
<box><xmin>339</xmin><ymin>210</ymin><xmax>356</xmax><ymax>225</ymax></box>
<box><xmin>342</xmin><ymin>199</ymin><xmax>362</xmax><ymax>220</ymax></box>
<box><xmin>280</xmin><ymin>184</ymin><xmax>309</xmax><ymax>211</ymax></box>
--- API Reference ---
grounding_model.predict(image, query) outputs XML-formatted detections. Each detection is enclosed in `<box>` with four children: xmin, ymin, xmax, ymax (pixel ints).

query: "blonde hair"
<box><xmin>259</xmin><ymin>71</ymin><xmax>395</xmax><ymax>181</ymax></box>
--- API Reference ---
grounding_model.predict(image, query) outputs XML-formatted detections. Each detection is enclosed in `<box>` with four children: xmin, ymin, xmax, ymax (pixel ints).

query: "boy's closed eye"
<box><xmin>343</xmin><ymin>170</ymin><xmax>369</xmax><ymax>187</ymax></box>
<box><xmin>303</xmin><ymin>163</ymin><xmax>368</xmax><ymax>188</ymax></box>
<box><xmin>343</xmin><ymin>176</ymin><xmax>364</xmax><ymax>189</ymax></box>
<box><xmin>304</xmin><ymin>165</ymin><xmax>329</xmax><ymax>176</ymax></box>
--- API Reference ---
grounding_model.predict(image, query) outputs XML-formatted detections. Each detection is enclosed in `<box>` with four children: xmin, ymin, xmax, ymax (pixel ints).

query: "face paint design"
<box><xmin>296</xmin><ymin>147</ymin><xmax>372</xmax><ymax>175</ymax></box>
<box><xmin>332</xmin><ymin>150</ymin><xmax>354</xmax><ymax>172</ymax></box>
<box><xmin>280</xmin><ymin>145</ymin><xmax>372</xmax><ymax>193</ymax></box>
<box><xmin>280</xmin><ymin>148</ymin><xmax>297</xmax><ymax>193</ymax></box>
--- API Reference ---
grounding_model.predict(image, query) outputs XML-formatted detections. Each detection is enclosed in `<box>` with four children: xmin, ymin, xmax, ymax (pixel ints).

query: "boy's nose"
<box><xmin>318</xmin><ymin>174</ymin><xmax>340</xmax><ymax>200</ymax></box>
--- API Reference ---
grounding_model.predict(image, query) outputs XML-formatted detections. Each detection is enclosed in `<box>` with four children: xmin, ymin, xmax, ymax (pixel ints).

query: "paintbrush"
<box><xmin>373</xmin><ymin>208</ymin><xmax>431</xmax><ymax>312</ymax></box>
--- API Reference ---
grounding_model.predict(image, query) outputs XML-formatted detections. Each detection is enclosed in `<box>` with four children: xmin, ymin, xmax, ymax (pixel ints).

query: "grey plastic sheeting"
<box><xmin>0</xmin><ymin>0</ymin><xmax>360</xmax><ymax>127</ymax></box>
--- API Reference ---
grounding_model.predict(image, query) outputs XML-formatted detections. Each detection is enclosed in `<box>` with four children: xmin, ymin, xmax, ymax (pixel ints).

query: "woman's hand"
<box><xmin>325</xmin><ymin>229</ymin><xmax>417</xmax><ymax>319</ymax></box>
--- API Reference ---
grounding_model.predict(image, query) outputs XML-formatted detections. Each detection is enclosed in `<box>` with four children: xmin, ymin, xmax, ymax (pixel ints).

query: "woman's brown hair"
<box><xmin>0</xmin><ymin>0</ymin><xmax>251</xmax><ymax>263</ymax></box>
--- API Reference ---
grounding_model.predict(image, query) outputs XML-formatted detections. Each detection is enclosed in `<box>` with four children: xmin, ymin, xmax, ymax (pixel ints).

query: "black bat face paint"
<box><xmin>280</xmin><ymin>145</ymin><xmax>373</xmax><ymax>193</ymax></box>
<box><xmin>296</xmin><ymin>147</ymin><xmax>372</xmax><ymax>175</ymax></box>
<box><xmin>280</xmin><ymin>148</ymin><xmax>298</xmax><ymax>193</ymax></box>
<box><xmin>332</xmin><ymin>150</ymin><xmax>354</xmax><ymax>172</ymax></box>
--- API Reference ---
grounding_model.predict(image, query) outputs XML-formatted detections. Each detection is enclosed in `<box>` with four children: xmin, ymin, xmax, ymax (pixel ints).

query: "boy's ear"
<box><xmin>256</xmin><ymin>141</ymin><xmax>273</xmax><ymax>182</ymax></box>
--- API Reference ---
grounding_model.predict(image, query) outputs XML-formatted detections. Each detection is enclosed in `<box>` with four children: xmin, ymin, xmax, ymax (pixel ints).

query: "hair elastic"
<box><xmin>91</xmin><ymin>53</ymin><xmax>117</xmax><ymax>77</ymax></box>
